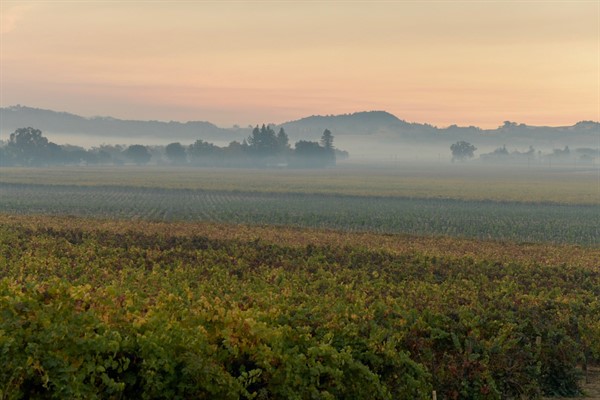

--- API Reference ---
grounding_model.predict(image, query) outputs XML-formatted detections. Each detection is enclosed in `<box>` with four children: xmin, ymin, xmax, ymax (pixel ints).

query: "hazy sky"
<box><xmin>1</xmin><ymin>1</ymin><xmax>598</xmax><ymax>128</ymax></box>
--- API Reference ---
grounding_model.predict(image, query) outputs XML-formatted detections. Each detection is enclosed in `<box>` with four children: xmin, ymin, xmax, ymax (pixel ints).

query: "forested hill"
<box><xmin>0</xmin><ymin>105</ymin><xmax>238</xmax><ymax>143</ymax></box>
<box><xmin>280</xmin><ymin>111</ymin><xmax>416</xmax><ymax>138</ymax></box>
<box><xmin>1</xmin><ymin>105</ymin><xmax>598</xmax><ymax>148</ymax></box>
<box><xmin>280</xmin><ymin>111</ymin><xmax>599</xmax><ymax>146</ymax></box>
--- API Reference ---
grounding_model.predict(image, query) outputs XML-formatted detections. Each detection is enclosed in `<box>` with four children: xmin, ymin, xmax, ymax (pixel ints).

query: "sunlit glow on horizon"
<box><xmin>1</xmin><ymin>1</ymin><xmax>597</xmax><ymax>128</ymax></box>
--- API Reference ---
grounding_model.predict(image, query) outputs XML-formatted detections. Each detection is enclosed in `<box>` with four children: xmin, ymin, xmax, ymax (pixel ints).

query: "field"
<box><xmin>0</xmin><ymin>164</ymin><xmax>599</xmax><ymax>399</ymax></box>
<box><xmin>0</xmin><ymin>164</ymin><xmax>598</xmax><ymax>204</ymax></box>
<box><xmin>0</xmin><ymin>164</ymin><xmax>599</xmax><ymax>245</ymax></box>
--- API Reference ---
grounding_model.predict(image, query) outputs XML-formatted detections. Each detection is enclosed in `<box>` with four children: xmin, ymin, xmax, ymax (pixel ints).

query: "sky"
<box><xmin>1</xmin><ymin>1</ymin><xmax>598</xmax><ymax>128</ymax></box>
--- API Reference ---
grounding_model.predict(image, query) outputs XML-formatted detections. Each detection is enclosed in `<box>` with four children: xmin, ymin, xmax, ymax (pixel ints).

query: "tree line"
<box><xmin>0</xmin><ymin>126</ymin><xmax>348</xmax><ymax>168</ymax></box>
<box><xmin>450</xmin><ymin>139</ymin><xmax>598</xmax><ymax>164</ymax></box>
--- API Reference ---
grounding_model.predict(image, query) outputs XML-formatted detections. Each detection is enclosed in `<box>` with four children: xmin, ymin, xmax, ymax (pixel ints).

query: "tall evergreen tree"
<box><xmin>276</xmin><ymin>128</ymin><xmax>290</xmax><ymax>152</ymax></box>
<box><xmin>320</xmin><ymin>129</ymin><xmax>335</xmax><ymax>166</ymax></box>
<box><xmin>247</xmin><ymin>124</ymin><xmax>278</xmax><ymax>157</ymax></box>
<box><xmin>320</xmin><ymin>129</ymin><xmax>334</xmax><ymax>151</ymax></box>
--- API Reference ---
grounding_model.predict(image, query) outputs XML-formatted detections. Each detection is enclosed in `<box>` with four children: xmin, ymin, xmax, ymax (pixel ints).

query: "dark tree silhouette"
<box><xmin>295</xmin><ymin>141</ymin><xmax>323</xmax><ymax>155</ymax></box>
<box><xmin>90</xmin><ymin>145</ymin><xmax>124</xmax><ymax>165</ymax></box>
<box><xmin>450</xmin><ymin>141</ymin><xmax>476</xmax><ymax>162</ymax></box>
<box><xmin>165</xmin><ymin>142</ymin><xmax>187</xmax><ymax>164</ymax></box>
<box><xmin>247</xmin><ymin>125</ymin><xmax>279</xmax><ymax>157</ymax></box>
<box><xmin>320</xmin><ymin>129</ymin><xmax>335</xmax><ymax>166</ymax></box>
<box><xmin>276</xmin><ymin>128</ymin><xmax>290</xmax><ymax>152</ymax></box>
<box><xmin>188</xmin><ymin>139</ymin><xmax>219</xmax><ymax>165</ymax></box>
<box><xmin>6</xmin><ymin>127</ymin><xmax>61</xmax><ymax>166</ymax></box>
<box><xmin>293</xmin><ymin>140</ymin><xmax>330</xmax><ymax>167</ymax></box>
<box><xmin>124</xmin><ymin>145</ymin><xmax>152</xmax><ymax>165</ymax></box>
<box><xmin>320</xmin><ymin>129</ymin><xmax>334</xmax><ymax>150</ymax></box>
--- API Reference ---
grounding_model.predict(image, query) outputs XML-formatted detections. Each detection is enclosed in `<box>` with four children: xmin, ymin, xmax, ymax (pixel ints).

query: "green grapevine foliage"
<box><xmin>0</xmin><ymin>220</ymin><xmax>598</xmax><ymax>398</ymax></box>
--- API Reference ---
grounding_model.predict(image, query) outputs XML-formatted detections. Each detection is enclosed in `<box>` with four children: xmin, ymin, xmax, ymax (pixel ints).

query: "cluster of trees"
<box><xmin>179</xmin><ymin>125</ymin><xmax>337</xmax><ymax>168</ymax></box>
<box><xmin>479</xmin><ymin>145</ymin><xmax>598</xmax><ymax>164</ymax></box>
<box><xmin>451</xmin><ymin>140</ymin><xmax>598</xmax><ymax>164</ymax></box>
<box><xmin>0</xmin><ymin>126</ymin><xmax>346</xmax><ymax>168</ymax></box>
<box><xmin>479</xmin><ymin>145</ymin><xmax>536</xmax><ymax>163</ymax></box>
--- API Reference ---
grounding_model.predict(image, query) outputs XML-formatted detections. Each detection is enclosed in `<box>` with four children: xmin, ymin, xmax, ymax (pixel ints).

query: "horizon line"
<box><xmin>2</xmin><ymin>104</ymin><xmax>599</xmax><ymax>131</ymax></box>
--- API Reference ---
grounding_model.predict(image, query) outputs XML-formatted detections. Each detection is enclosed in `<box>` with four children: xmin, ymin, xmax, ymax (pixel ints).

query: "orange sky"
<box><xmin>1</xmin><ymin>1</ymin><xmax>598</xmax><ymax>128</ymax></box>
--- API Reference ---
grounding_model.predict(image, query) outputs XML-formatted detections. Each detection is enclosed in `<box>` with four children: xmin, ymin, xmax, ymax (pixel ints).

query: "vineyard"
<box><xmin>1</xmin><ymin>165</ymin><xmax>599</xmax><ymax>398</ymax></box>
<box><xmin>0</xmin><ymin>164</ymin><xmax>598</xmax><ymax>205</ymax></box>
<box><xmin>0</xmin><ymin>215</ymin><xmax>599</xmax><ymax>399</ymax></box>
<box><xmin>0</xmin><ymin>182</ymin><xmax>598</xmax><ymax>245</ymax></box>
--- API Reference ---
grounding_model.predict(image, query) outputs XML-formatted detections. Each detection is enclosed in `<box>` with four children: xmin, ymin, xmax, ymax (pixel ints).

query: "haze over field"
<box><xmin>1</xmin><ymin>1</ymin><xmax>598</xmax><ymax>131</ymax></box>
<box><xmin>1</xmin><ymin>105</ymin><xmax>599</xmax><ymax>160</ymax></box>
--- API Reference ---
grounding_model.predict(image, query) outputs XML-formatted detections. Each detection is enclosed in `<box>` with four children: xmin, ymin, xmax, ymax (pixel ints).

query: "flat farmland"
<box><xmin>0</xmin><ymin>164</ymin><xmax>598</xmax><ymax>245</ymax></box>
<box><xmin>0</xmin><ymin>163</ymin><xmax>598</xmax><ymax>204</ymax></box>
<box><xmin>1</xmin><ymin>182</ymin><xmax>599</xmax><ymax>245</ymax></box>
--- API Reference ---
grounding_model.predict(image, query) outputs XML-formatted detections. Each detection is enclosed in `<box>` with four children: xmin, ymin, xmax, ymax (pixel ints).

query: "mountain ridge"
<box><xmin>1</xmin><ymin>105</ymin><xmax>598</xmax><ymax>149</ymax></box>
<box><xmin>0</xmin><ymin>105</ymin><xmax>231</xmax><ymax>142</ymax></box>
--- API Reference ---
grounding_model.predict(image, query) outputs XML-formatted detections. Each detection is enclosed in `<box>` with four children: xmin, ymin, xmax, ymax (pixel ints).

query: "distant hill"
<box><xmin>280</xmin><ymin>112</ymin><xmax>599</xmax><ymax>149</ymax></box>
<box><xmin>280</xmin><ymin>111</ymin><xmax>414</xmax><ymax>138</ymax></box>
<box><xmin>1</xmin><ymin>105</ymin><xmax>598</xmax><ymax>150</ymax></box>
<box><xmin>0</xmin><ymin>105</ymin><xmax>241</xmax><ymax>143</ymax></box>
